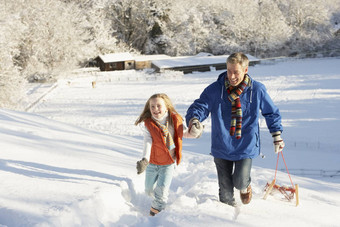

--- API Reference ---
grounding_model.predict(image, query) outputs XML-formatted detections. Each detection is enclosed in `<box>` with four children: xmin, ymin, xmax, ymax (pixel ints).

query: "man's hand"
<box><xmin>272</xmin><ymin>132</ymin><xmax>285</xmax><ymax>153</ymax></box>
<box><xmin>189</xmin><ymin>118</ymin><xmax>204</xmax><ymax>138</ymax></box>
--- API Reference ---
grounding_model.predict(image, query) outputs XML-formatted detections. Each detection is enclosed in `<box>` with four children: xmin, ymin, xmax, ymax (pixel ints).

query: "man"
<box><xmin>186</xmin><ymin>52</ymin><xmax>284</xmax><ymax>206</ymax></box>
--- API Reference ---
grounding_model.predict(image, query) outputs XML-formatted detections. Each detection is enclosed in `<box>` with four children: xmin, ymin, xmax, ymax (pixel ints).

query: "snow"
<box><xmin>152</xmin><ymin>54</ymin><xmax>259</xmax><ymax>69</ymax></box>
<box><xmin>1</xmin><ymin>57</ymin><xmax>340</xmax><ymax>226</ymax></box>
<box><xmin>98</xmin><ymin>53</ymin><xmax>134</xmax><ymax>63</ymax></box>
<box><xmin>134</xmin><ymin>55</ymin><xmax>171</xmax><ymax>61</ymax></box>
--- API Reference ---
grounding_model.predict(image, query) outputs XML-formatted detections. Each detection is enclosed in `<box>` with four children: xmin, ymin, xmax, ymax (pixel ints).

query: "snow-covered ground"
<box><xmin>1</xmin><ymin>57</ymin><xmax>340</xmax><ymax>226</ymax></box>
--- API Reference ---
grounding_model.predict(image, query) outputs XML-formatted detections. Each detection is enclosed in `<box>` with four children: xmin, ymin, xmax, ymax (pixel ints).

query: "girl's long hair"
<box><xmin>135</xmin><ymin>93</ymin><xmax>179</xmax><ymax>126</ymax></box>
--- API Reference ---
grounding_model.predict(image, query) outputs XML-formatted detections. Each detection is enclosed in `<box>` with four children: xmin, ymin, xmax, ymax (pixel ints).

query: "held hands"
<box><xmin>271</xmin><ymin>132</ymin><xmax>285</xmax><ymax>153</ymax></box>
<box><xmin>136</xmin><ymin>158</ymin><xmax>149</xmax><ymax>174</ymax></box>
<box><xmin>189</xmin><ymin>118</ymin><xmax>204</xmax><ymax>138</ymax></box>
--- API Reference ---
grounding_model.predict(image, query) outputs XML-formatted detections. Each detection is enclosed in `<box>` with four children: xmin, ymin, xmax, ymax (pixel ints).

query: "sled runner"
<box><xmin>263</xmin><ymin>151</ymin><xmax>299</xmax><ymax>206</ymax></box>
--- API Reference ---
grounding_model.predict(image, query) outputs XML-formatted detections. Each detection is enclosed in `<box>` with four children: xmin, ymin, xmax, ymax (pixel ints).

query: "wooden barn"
<box><xmin>134</xmin><ymin>55</ymin><xmax>171</xmax><ymax>70</ymax></box>
<box><xmin>95</xmin><ymin>53</ymin><xmax>135</xmax><ymax>71</ymax></box>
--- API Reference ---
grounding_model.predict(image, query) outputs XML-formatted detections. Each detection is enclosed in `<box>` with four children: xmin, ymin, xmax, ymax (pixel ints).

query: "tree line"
<box><xmin>0</xmin><ymin>0</ymin><xmax>339</xmax><ymax>108</ymax></box>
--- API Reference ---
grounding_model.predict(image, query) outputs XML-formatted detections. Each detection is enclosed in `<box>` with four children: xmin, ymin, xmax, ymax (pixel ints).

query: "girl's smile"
<box><xmin>149</xmin><ymin>97</ymin><xmax>167</xmax><ymax>120</ymax></box>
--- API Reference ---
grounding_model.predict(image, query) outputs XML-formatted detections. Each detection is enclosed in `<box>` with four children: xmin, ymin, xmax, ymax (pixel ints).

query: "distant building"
<box><xmin>134</xmin><ymin>55</ymin><xmax>171</xmax><ymax>70</ymax></box>
<box><xmin>95</xmin><ymin>53</ymin><xmax>135</xmax><ymax>71</ymax></box>
<box><xmin>94</xmin><ymin>53</ymin><xmax>260</xmax><ymax>74</ymax></box>
<box><xmin>151</xmin><ymin>54</ymin><xmax>260</xmax><ymax>74</ymax></box>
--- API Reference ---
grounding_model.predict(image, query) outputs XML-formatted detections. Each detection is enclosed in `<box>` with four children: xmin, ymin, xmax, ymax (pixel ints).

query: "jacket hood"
<box><xmin>217</xmin><ymin>71</ymin><xmax>227</xmax><ymax>85</ymax></box>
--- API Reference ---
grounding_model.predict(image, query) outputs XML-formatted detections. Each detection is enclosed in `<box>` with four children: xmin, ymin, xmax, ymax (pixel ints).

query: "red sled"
<box><xmin>263</xmin><ymin>152</ymin><xmax>299</xmax><ymax>206</ymax></box>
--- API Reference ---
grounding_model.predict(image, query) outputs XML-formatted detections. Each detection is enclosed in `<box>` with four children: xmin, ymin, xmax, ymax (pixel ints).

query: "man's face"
<box><xmin>227</xmin><ymin>63</ymin><xmax>248</xmax><ymax>87</ymax></box>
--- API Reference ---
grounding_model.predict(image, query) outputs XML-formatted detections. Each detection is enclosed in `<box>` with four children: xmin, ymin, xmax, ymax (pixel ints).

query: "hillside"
<box><xmin>1</xmin><ymin>57</ymin><xmax>340</xmax><ymax>226</ymax></box>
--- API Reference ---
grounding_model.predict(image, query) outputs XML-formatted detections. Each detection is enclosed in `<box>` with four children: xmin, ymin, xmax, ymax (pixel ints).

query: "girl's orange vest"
<box><xmin>144</xmin><ymin>113</ymin><xmax>183</xmax><ymax>165</ymax></box>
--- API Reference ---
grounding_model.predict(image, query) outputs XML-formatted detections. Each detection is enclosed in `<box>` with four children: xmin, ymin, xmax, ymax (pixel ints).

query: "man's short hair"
<box><xmin>227</xmin><ymin>52</ymin><xmax>249</xmax><ymax>69</ymax></box>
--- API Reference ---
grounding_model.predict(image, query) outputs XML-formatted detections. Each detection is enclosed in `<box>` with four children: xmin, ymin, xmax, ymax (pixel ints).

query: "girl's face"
<box><xmin>227</xmin><ymin>63</ymin><xmax>248</xmax><ymax>87</ymax></box>
<box><xmin>149</xmin><ymin>97</ymin><xmax>167</xmax><ymax>119</ymax></box>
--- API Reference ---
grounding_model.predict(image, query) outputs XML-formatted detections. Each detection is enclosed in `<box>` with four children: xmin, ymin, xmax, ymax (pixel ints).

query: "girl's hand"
<box><xmin>136</xmin><ymin>158</ymin><xmax>149</xmax><ymax>174</ymax></box>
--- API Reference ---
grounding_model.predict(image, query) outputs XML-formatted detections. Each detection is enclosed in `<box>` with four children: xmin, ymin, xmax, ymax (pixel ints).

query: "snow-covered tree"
<box><xmin>14</xmin><ymin>0</ymin><xmax>93</xmax><ymax>81</ymax></box>
<box><xmin>0</xmin><ymin>1</ymin><xmax>26</xmax><ymax>108</ymax></box>
<box><xmin>67</xmin><ymin>0</ymin><xmax>130</xmax><ymax>56</ymax></box>
<box><xmin>275</xmin><ymin>0</ymin><xmax>335</xmax><ymax>56</ymax></box>
<box><xmin>1</xmin><ymin>0</ymin><xmax>339</xmax><ymax>109</ymax></box>
<box><xmin>104</xmin><ymin>0</ymin><xmax>173</xmax><ymax>54</ymax></box>
<box><xmin>160</xmin><ymin>0</ymin><xmax>216</xmax><ymax>56</ymax></box>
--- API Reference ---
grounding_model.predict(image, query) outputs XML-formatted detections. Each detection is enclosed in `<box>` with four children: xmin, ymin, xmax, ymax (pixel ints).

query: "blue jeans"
<box><xmin>145</xmin><ymin>163</ymin><xmax>175</xmax><ymax>211</ymax></box>
<box><xmin>214</xmin><ymin>157</ymin><xmax>252</xmax><ymax>204</ymax></box>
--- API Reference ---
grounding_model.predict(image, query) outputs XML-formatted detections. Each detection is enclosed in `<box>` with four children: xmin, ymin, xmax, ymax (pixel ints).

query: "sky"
<box><xmin>1</xmin><ymin>57</ymin><xmax>340</xmax><ymax>226</ymax></box>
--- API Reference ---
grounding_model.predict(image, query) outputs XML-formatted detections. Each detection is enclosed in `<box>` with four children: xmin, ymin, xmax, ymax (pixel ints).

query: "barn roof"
<box><xmin>151</xmin><ymin>54</ymin><xmax>259</xmax><ymax>69</ymax></box>
<box><xmin>98</xmin><ymin>52</ymin><xmax>134</xmax><ymax>63</ymax></box>
<box><xmin>134</xmin><ymin>54</ymin><xmax>171</xmax><ymax>61</ymax></box>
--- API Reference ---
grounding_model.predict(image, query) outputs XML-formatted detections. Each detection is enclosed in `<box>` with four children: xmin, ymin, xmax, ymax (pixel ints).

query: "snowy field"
<box><xmin>1</xmin><ymin>57</ymin><xmax>340</xmax><ymax>226</ymax></box>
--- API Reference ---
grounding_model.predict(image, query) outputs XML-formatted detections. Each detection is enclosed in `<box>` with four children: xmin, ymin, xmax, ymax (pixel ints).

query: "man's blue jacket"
<box><xmin>186</xmin><ymin>71</ymin><xmax>283</xmax><ymax>161</ymax></box>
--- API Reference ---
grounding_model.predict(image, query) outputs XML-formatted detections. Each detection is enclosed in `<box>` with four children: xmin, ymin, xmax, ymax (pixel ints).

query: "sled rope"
<box><xmin>274</xmin><ymin>151</ymin><xmax>295</xmax><ymax>188</ymax></box>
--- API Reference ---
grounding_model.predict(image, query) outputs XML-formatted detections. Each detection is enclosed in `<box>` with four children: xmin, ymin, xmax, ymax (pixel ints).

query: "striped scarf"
<box><xmin>154</xmin><ymin>119</ymin><xmax>176</xmax><ymax>150</ymax></box>
<box><xmin>225</xmin><ymin>74</ymin><xmax>250</xmax><ymax>139</ymax></box>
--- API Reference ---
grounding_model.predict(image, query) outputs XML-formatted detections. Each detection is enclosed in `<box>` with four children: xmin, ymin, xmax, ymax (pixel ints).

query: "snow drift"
<box><xmin>1</xmin><ymin>57</ymin><xmax>340</xmax><ymax>226</ymax></box>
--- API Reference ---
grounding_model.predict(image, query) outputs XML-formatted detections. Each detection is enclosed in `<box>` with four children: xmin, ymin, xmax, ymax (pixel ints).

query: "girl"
<box><xmin>135</xmin><ymin>93</ymin><xmax>197</xmax><ymax>216</ymax></box>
